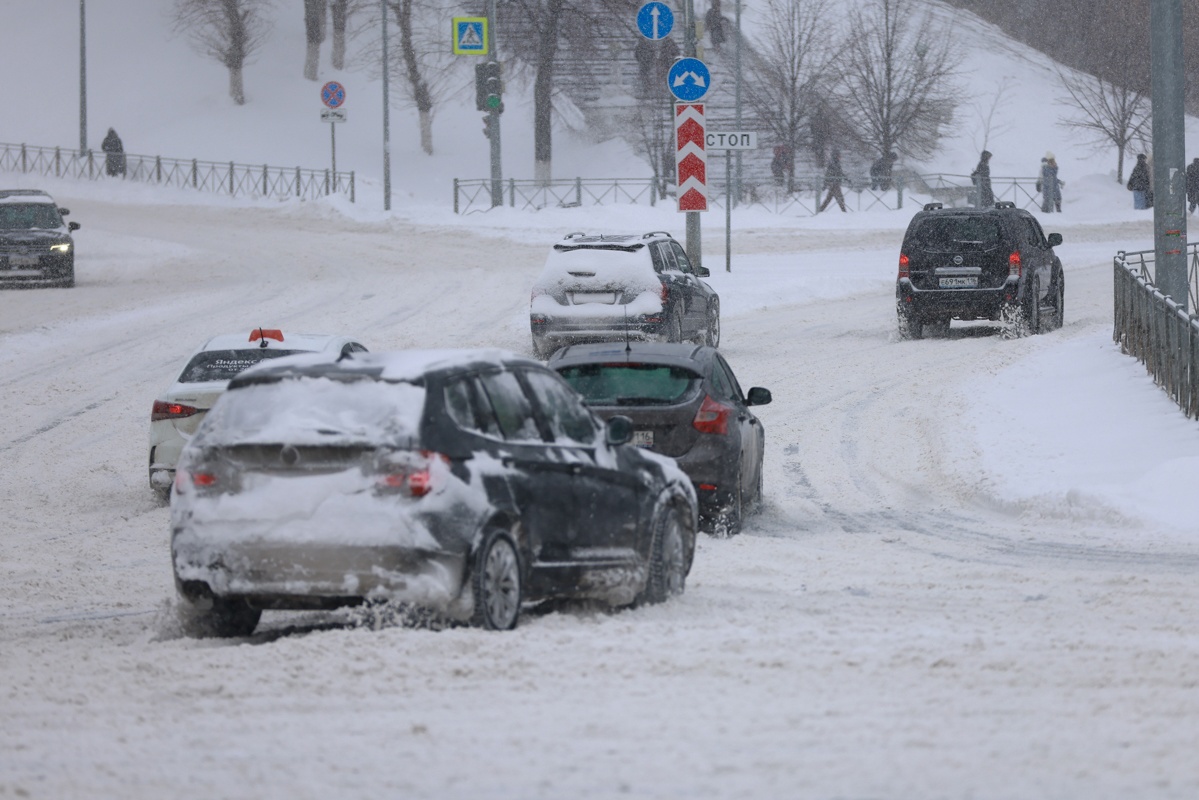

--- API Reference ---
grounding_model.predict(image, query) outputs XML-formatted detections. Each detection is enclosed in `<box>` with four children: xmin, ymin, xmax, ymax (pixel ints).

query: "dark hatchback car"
<box><xmin>896</xmin><ymin>201</ymin><xmax>1065</xmax><ymax>338</ymax></box>
<box><xmin>0</xmin><ymin>189</ymin><xmax>80</xmax><ymax>288</ymax></box>
<box><xmin>170</xmin><ymin>349</ymin><xmax>698</xmax><ymax>637</ymax></box>
<box><xmin>549</xmin><ymin>342</ymin><xmax>771</xmax><ymax>536</ymax></box>
<box><xmin>529</xmin><ymin>232</ymin><xmax>721</xmax><ymax>358</ymax></box>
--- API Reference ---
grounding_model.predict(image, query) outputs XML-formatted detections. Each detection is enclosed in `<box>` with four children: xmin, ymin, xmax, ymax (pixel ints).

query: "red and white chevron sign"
<box><xmin>675</xmin><ymin>103</ymin><xmax>707</xmax><ymax>212</ymax></box>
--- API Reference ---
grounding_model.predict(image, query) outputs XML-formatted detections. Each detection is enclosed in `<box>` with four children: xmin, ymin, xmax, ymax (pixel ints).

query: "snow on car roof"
<box><xmin>238</xmin><ymin>348</ymin><xmax>539</xmax><ymax>383</ymax></box>
<box><xmin>198</xmin><ymin>331</ymin><xmax>353</xmax><ymax>352</ymax></box>
<box><xmin>0</xmin><ymin>190</ymin><xmax>56</xmax><ymax>205</ymax></box>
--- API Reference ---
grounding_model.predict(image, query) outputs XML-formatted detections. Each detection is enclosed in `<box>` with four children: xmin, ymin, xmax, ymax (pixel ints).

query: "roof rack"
<box><xmin>642</xmin><ymin>231</ymin><xmax>672</xmax><ymax>239</ymax></box>
<box><xmin>563</xmin><ymin>232</ymin><xmax>587</xmax><ymax>239</ymax></box>
<box><xmin>994</xmin><ymin>201</ymin><xmax>1016</xmax><ymax>209</ymax></box>
<box><xmin>922</xmin><ymin>202</ymin><xmax>943</xmax><ymax>211</ymax></box>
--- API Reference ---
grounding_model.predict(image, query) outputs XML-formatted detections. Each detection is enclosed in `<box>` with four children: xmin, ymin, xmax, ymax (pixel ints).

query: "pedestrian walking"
<box><xmin>971</xmin><ymin>150</ymin><xmax>993</xmax><ymax>207</ymax></box>
<box><xmin>870</xmin><ymin>152</ymin><xmax>897</xmax><ymax>191</ymax></box>
<box><xmin>1039</xmin><ymin>152</ymin><xmax>1062</xmax><ymax>213</ymax></box>
<box><xmin>1127</xmin><ymin>154</ymin><xmax>1151</xmax><ymax>210</ymax></box>
<box><xmin>1186</xmin><ymin>157</ymin><xmax>1199</xmax><ymax>213</ymax></box>
<box><xmin>770</xmin><ymin>144</ymin><xmax>793</xmax><ymax>189</ymax></box>
<box><xmin>818</xmin><ymin>148</ymin><xmax>848</xmax><ymax>213</ymax></box>
<box><xmin>101</xmin><ymin>128</ymin><xmax>126</xmax><ymax>177</ymax></box>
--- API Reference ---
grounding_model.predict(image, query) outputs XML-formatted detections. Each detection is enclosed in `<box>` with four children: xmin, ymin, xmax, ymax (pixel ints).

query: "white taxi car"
<box><xmin>148</xmin><ymin>329</ymin><xmax>368</xmax><ymax>499</ymax></box>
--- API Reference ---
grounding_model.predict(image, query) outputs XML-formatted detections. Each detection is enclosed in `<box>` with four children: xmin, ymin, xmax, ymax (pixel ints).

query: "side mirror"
<box><xmin>746</xmin><ymin>387</ymin><xmax>772</xmax><ymax>407</ymax></box>
<box><xmin>605</xmin><ymin>414</ymin><xmax>634</xmax><ymax>446</ymax></box>
<box><xmin>695</xmin><ymin>266</ymin><xmax>711</xmax><ymax>278</ymax></box>
<box><xmin>68</xmin><ymin>221</ymin><xmax>81</xmax><ymax>232</ymax></box>
<box><xmin>1047</xmin><ymin>233</ymin><xmax>1062</xmax><ymax>247</ymax></box>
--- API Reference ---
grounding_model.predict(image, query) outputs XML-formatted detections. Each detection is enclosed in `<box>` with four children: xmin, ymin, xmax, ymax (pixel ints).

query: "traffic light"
<box><xmin>475</xmin><ymin>61</ymin><xmax>502</xmax><ymax>111</ymax></box>
<box><xmin>483</xmin><ymin>115</ymin><xmax>492</xmax><ymax>139</ymax></box>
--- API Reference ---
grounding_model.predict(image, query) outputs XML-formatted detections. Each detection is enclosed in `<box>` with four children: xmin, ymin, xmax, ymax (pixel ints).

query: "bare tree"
<box><xmin>971</xmin><ymin>76</ymin><xmax>1015</xmax><ymax>154</ymax></box>
<box><xmin>628</xmin><ymin>36</ymin><xmax>679</xmax><ymax>198</ymax></box>
<box><xmin>174</xmin><ymin>0</ymin><xmax>274</xmax><ymax>105</ymax></box>
<box><xmin>304</xmin><ymin>0</ymin><xmax>328</xmax><ymax>80</ymax></box>
<box><xmin>330</xmin><ymin>0</ymin><xmax>349</xmax><ymax>69</ymax></box>
<box><xmin>833</xmin><ymin>0</ymin><xmax>962</xmax><ymax>164</ymax></box>
<box><xmin>1057</xmin><ymin>67</ymin><xmax>1150</xmax><ymax>184</ymax></box>
<box><xmin>744</xmin><ymin>0</ymin><xmax>835</xmax><ymax>190</ymax></box>
<box><xmin>351</xmin><ymin>0</ymin><xmax>455</xmax><ymax>154</ymax></box>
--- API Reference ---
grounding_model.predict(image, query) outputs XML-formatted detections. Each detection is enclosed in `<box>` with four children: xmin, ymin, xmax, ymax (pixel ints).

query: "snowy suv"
<box><xmin>529</xmin><ymin>232</ymin><xmax>721</xmax><ymax>359</ymax></box>
<box><xmin>0</xmin><ymin>189</ymin><xmax>80</xmax><ymax>288</ymax></box>
<box><xmin>896</xmin><ymin>201</ymin><xmax>1065</xmax><ymax>338</ymax></box>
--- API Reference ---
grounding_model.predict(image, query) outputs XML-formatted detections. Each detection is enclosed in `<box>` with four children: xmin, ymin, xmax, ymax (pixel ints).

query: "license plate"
<box><xmin>632</xmin><ymin>430</ymin><xmax>654</xmax><ymax>448</ymax></box>
<box><xmin>571</xmin><ymin>292</ymin><xmax>617</xmax><ymax>305</ymax></box>
<box><xmin>9</xmin><ymin>255</ymin><xmax>39</xmax><ymax>267</ymax></box>
<box><xmin>939</xmin><ymin>276</ymin><xmax>977</xmax><ymax>288</ymax></box>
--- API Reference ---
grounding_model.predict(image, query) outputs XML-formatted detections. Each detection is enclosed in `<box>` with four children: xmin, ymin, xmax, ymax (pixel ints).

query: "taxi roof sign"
<box><xmin>453</xmin><ymin>17</ymin><xmax>488</xmax><ymax>55</ymax></box>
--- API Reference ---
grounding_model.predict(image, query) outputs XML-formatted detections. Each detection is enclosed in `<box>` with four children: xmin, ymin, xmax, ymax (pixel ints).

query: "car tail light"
<box><xmin>693</xmin><ymin>395</ymin><xmax>731</xmax><ymax>436</ymax></box>
<box><xmin>659</xmin><ymin>283</ymin><xmax>670</xmax><ymax>304</ymax></box>
<box><xmin>175</xmin><ymin>467</ymin><xmax>222</xmax><ymax>495</ymax></box>
<box><xmin>898</xmin><ymin>253</ymin><xmax>910</xmax><ymax>278</ymax></box>
<box><xmin>374</xmin><ymin>451</ymin><xmax>448</xmax><ymax>498</ymax></box>
<box><xmin>151</xmin><ymin>400</ymin><xmax>200</xmax><ymax>421</ymax></box>
<box><xmin>1008</xmin><ymin>251</ymin><xmax>1022</xmax><ymax>277</ymax></box>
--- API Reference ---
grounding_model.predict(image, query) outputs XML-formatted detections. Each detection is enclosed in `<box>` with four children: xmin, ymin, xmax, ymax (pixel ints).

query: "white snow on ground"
<box><xmin>4</xmin><ymin>1</ymin><xmax>1199</xmax><ymax>798</ymax></box>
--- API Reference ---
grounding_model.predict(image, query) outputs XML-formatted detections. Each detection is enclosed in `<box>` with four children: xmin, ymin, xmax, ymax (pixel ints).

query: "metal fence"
<box><xmin>0</xmin><ymin>142</ymin><xmax>355</xmax><ymax>203</ymax></box>
<box><xmin>1113</xmin><ymin>244</ymin><xmax>1199</xmax><ymax>419</ymax></box>
<box><xmin>452</xmin><ymin>172</ymin><xmax>1044</xmax><ymax>215</ymax></box>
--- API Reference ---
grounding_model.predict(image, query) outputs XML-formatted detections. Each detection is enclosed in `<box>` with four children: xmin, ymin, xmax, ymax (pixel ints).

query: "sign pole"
<box><xmin>682</xmin><ymin>0</ymin><xmax>701</xmax><ymax>271</ymax></box>
<box><xmin>330</xmin><ymin>122</ymin><xmax>337</xmax><ymax>189</ymax></box>
<box><xmin>725</xmin><ymin>149</ymin><xmax>732</xmax><ymax>272</ymax></box>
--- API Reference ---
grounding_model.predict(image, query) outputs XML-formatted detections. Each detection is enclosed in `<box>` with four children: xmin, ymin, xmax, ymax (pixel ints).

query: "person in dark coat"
<box><xmin>705</xmin><ymin>0</ymin><xmax>725</xmax><ymax>51</ymax></box>
<box><xmin>770</xmin><ymin>144</ymin><xmax>793</xmax><ymax>189</ymax></box>
<box><xmin>1127</xmin><ymin>154</ymin><xmax>1151</xmax><ymax>210</ymax></box>
<box><xmin>818</xmin><ymin>148</ymin><xmax>848</xmax><ymax>212</ymax></box>
<box><xmin>1186</xmin><ymin>157</ymin><xmax>1199</xmax><ymax>213</ymax></box>
<box><xmin>971</xmin><ymin>150</ymin><xmax>993</xmax><ymax>207</ymax></box>
<box><xmin>870</xmin><ymin>152</ymin><xmax>897</xmax><ymax>191</ymax></box>
<box><xmin>1039</xmin><ymin>152</ymin><xmax>1062</xmax><ymax>213</ymax></box>
<box><xmin>101</xmin><ymin>128</ymin><xmax>125</xmax><ymax>177</ymax></box>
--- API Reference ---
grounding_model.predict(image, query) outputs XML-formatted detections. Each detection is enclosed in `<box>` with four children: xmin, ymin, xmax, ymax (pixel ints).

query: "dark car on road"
<box><xmin>0</xmin><ymin>189</ymin><xmax>80</xmax><ymax>288</ymax></box>
<box><xmin>549</xmin><ymin>342</ymin><xmax>771</xmax><ymax>536</ymax></box>
<box><xmin>896</xmin><ymin>201</ymin><xmax>1064</xmax><ymax>338</ymax></box>
<box><xmin>170</xmin><ymin>348</ymin><xmax>698</xmax><ymax>637</ymax></box>
<box><xmin>530</xmin><ymin>231</ymin><xmax>721</xmax><ymax>358</ymax></box>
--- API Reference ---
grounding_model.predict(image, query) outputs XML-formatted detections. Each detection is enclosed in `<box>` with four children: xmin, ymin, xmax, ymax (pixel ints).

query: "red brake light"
<box><xmin>249</xmin><ymin>328</ymin><xmax>284</xmax><ymax>343</ymax></box>
<box><xmin>898</xmin><ymin>253</ymin><xmax>910</xmax><ymax>278</ymax></box>
<box><xmin>659</xmin><ymin>283</ymin><xmax>669</xmax><ymax>304</ymax></box>
<box><xmin>693</xmin><ymin>395</ymin><xmax>731</xmax><ymax>436</ymax></box>
<box><xmin>151</xmin><ymin>400</ymin><xmax>200</xmax><ymax>421</ymax></box>
<box><xmin>1008</xmin><ymin>251</ymin><xmax>1022</xmax><ymax>276</ymax></box>
<box><xmin>375</xmin><ymin>451</ymin><xmax>447</xmax><ymax>498</ymax></box>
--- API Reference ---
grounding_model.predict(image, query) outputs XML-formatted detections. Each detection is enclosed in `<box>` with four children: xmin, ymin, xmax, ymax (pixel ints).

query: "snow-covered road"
<box><xmin>2</xmin><ymin>196</ymin><xmax>1197</xmax><ymax>799</ymax></box>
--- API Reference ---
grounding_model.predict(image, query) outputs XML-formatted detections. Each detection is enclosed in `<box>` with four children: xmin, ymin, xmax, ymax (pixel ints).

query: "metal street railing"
<box><xmin>0</xmin><ymin>142</ymin><xmax>354</xmax><ymax>203</ymax></box>
<box><xmin>452</xmin><ymin>172</ymin><xmax>1044</xmax><ymax>215</ymax></box>
<box><xmin>1114</xmin><ymin>244</ymin><xmax>1199</xmax><ymax>419</ymax></box>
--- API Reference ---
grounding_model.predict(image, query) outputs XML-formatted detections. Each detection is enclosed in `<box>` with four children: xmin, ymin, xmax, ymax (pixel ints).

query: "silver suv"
<box><xmin>529</xmin><ymin>232</ymin><xmax>721</xmax><ymax>359</ymax></box>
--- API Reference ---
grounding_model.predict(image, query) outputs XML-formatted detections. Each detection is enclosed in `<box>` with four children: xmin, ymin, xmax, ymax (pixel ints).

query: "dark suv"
<box><xmin>0</xmin><ymin>190</ymin><xmax>80</xmax><ymax>289</ymax></box>
<box><xmin>529</xmin><ymin>232</ymin><xmax>721</xmax><ymax>359</ymax></box>
<box><xmin>895</xmin><ymin>201</ymin><xmax>1064</xmax><ymax>338</ymax></box>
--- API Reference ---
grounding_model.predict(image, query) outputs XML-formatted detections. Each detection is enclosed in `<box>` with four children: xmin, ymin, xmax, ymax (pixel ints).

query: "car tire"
<box><xmin>705</xmin><ymin>301</ymin><xmax>721</xmax><ymax>348</ymax></box>
<box><xmin>531</xmin><ymin>335</ymin><xmax>552</xmax><ymax>360</ymax></box>
<box><xmin>1025</xmin><ymin>276</ymin><xmax>1042</xmax><ymax>335</ymax></box>
<box><xmin>1050</xmin><ymin>270</ymin><xmax>1065</xmax><ymax>330</ymax></box>
<box><xmin>179</xmin><ymin>595</ymin><xmax>261</xmax><ymax>638</ymax></box>
<box><xmin>897</xmin><ymin>308</ymin><xmax>923</xmax><ymax>340</ymax></box>
<box><xmin>667</xmin><ymin>308</ymin><xmax>684</xmax><ymax>344</ymax></box>
<box><xmin>469</xmin><ymin>528</ymin><xmax>522</xmax><ymax>630</ymax></box>
<box><xmin>640</xmin><ymin>503</ymin><xmax>688</xmax><ymax>604</ymax></box>
<box><xmin>715</xmin><ymin>474</ymin><xmax>744</xmax><ymax>537</ymax></box>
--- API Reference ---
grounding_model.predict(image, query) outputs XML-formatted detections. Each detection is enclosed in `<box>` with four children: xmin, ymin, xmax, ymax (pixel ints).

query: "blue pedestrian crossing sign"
<box><xmin>637</xmin><ymin>2</ymin><xmax>674</xmax><ymax>40</ymax></box>
<box><xmin>667</xmin><ymin>57</ymin><xmax>710</xmax><ymax>102</ymax></box>
<box><xmin>453</xmin><ymin>17</ymin><xmax>488</xmax><ymax>55</ymax></box>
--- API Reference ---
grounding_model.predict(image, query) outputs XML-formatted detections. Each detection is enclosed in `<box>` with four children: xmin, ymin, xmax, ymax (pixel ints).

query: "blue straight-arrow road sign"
<box><xmin>637</xmin><ymin>2</ymin><xmax>674</xmax><ymax>40</ymax></box>
<box><xmin>667</xmin><ymin>58</ymin><xmax>710</xmax><ymax>102</ymax></box>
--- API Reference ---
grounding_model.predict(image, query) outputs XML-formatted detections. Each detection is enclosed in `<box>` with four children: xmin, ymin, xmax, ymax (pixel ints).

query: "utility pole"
<box><xmin>734</xmin><ymin>0</ymin><xmax>742</xmax><ymax>206</ymax></box>
<box><xmin>79</xmin><ymin>0</ymin><xmax>87</xmax><ymax>155</ymax></box>
<box><xmin>381</xmin><ymin>0</ymin><xmax>392</xmax><ymax>210</ymax></box>
<box><xmin>682</xmin><ymin>0</ymin><xmax>702</xmax><ymax>270</ymax></box>
<box><xmin>1150</xmin><ymin>0</ymin><xmax>1188</xmax><ymax>310</ymax></box>
<box><xmin>486</xmin><ymin>0</ymin><xmax>503</xmax><ymax>206</ymax></box>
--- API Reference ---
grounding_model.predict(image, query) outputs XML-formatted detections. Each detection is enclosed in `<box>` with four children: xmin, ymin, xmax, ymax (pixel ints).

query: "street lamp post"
<box><xmin>381</xmin><ymin>0</ymin><xmax>391</xmax><ymax>211</ymax></box>
<box><xmin>79</xmin><ymin>0</ymin><xmax>87</xmax><ymax>155</ymax></box>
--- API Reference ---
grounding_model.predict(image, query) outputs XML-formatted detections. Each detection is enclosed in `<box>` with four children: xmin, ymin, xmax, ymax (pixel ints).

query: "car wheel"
<box><xmin>179</xmin><ymin>595</ymin><xmax>261</xmax><ymax>638</ymax></box>
<box><xmin>640</xmin><ymin>503</ymin><xmax>689</xmax><ymax>604</ymax></box>
<box><xmin>667</xmin><ymin>308</ymin><xmax>684</xmax><ymax>343</ymax></box>
<box><xmin>1051</xmin><ymin>270</ymin><xmax>1065</xmax><ymax>330</ymax></box>
<box><xmin>1025</xmin><ymin>276</ymin><xmax>1042</xmax><ymax>335</ymax></box>
<box><xmin>705</xmin><ymin>301</ymin><xmax>721</xmax><ymax>347</ymax></box>
<box><xmin>715</xmin><ymin>475</ymin><xmax>744</xmax><ymax>537</ymax></box>
<box><xmin>470</xmin><ymin>528</ymin><xmax>522</xmax><ymax>630</ymax></box>
<box><xmin>897</xmin><ymin>307</ymin><xmax>923</xmax><ymax>340</ymax></box>
<box><xmin>531</xmin><ymin>335</ymin><xmax>552</xmax><ymax>360</ymax></box>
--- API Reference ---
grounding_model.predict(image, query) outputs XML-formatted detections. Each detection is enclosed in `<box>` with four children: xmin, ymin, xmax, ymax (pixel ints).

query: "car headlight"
<box><xmin>50</xmin><ymin>243</ymin><xmax>71</xmax><ymax>253</ymax></box>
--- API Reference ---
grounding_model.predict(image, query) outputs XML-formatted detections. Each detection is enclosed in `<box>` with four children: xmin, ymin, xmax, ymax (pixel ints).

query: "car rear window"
<box><xmin>556</xmin><ymin>363</ymin><xmax>701</xmax><ymax>406</ymax></box>
<box><xmin>179</xmin><ymin>349</ymin><xmax>308</xmax><ymax>383</ymax></box>
<box><xmin>195</xmin><ymin>376</ymin><xmax>425</xmax><ymax>446</ymax></box>
<box><xmin>909</xmin><ymin>217</ymin><xmax>1003</xmax><ymax>252</ymax></box>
